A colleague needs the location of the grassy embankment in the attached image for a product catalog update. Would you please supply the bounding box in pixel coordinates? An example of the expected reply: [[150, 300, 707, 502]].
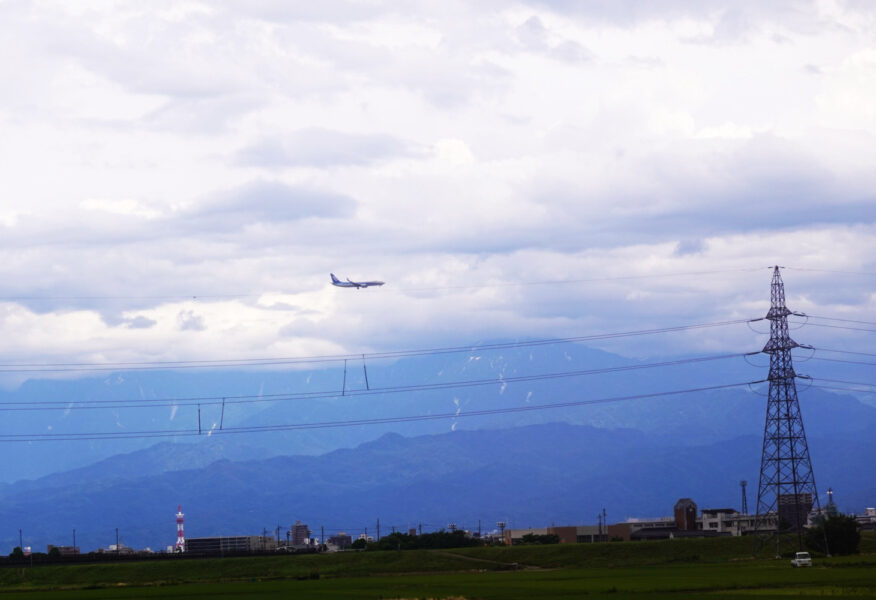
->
[[0, 532, 873, 598]]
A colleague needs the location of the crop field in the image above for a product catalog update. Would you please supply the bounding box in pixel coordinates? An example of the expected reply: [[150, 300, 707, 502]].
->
[[0, 533, 873, 599]]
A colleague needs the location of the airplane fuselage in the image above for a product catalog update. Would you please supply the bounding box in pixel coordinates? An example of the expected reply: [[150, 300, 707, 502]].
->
[[331, 273, 384, 288]]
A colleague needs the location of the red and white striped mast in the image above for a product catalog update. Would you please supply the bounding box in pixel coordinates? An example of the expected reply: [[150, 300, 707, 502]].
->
[[175, 505, 186, 552]]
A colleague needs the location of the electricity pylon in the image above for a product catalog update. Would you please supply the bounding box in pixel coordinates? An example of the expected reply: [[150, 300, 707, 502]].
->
[[753, 267, 823, 555]]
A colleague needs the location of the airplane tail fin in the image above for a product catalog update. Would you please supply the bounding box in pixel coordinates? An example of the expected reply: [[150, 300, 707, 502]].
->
[[330, 273, 340, 283]]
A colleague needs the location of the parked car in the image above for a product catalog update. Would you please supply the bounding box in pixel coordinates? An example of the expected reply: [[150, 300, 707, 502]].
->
[[790, 551, 812, 567]]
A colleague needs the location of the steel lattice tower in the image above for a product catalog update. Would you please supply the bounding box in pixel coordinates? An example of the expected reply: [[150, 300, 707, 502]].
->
[[754, 267, 822, 552]]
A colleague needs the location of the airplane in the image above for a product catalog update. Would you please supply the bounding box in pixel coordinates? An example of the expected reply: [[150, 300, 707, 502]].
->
[[331, 273, 385, 289]]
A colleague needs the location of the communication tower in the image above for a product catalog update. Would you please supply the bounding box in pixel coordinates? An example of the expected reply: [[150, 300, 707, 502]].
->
[[175, 505, 186, 552], [753, 267, 823, 552], [740, 480, 748, 515]]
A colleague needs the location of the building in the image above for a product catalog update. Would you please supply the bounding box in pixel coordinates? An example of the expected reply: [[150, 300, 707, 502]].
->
[[503, 527, 547, 545], [674, 498, 698, 531], [46, 545, 79, 556], [503, 525, 606, 545], [291, 521, 311, 546], [326, 532, 352, 550], [701, 508, 740, 534], [186, 536, 277, 555], [700, 508, 776, 536], [856, 507, 876, 531], [778, 493, 813, 531], [611, 516, 676, 541]]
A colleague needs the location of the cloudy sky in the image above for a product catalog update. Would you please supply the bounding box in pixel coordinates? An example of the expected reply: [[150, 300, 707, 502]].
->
[[1, 0, 874, 377]]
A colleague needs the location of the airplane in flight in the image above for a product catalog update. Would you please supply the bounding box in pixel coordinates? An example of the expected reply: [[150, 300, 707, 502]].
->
[[331, 273, 385, 289]]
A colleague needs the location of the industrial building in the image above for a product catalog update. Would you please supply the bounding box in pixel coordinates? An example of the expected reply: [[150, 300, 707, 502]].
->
[[186, 536, 277, 555], [503, 498, 791, 544], [46, 545, 79, 556]]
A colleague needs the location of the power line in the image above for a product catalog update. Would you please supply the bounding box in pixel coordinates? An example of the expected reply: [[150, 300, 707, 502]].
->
[[808, 384, 876, 396], [788, 321, 876, 333], [807, 347, 876, 358], [0, 318, 755, 373], [809, 377, 876, 389], [786, 267, 876, 277], [804, 315, 876, 326], [0, 352, 756, 411], [809, 356, 876, 367], [396, 268, 765, 291], [0, 380, 761, 442]]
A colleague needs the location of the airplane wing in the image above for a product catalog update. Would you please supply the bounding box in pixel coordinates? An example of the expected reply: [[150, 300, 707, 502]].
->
[[348, 278, 385, 288]]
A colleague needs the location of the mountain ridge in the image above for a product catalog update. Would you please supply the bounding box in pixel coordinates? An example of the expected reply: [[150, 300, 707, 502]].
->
[[1, 421, 872, 553]]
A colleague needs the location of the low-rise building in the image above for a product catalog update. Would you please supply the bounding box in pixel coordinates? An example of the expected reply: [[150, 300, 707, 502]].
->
[[856, 507, 876, 530], [326, 532, 352, 551], [186, 536, 277, 555]]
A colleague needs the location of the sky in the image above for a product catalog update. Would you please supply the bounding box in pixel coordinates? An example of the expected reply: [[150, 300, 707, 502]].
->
[[0, 0, 875, 380]]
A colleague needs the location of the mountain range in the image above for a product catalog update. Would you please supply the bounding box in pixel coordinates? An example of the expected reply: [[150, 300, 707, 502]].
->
[[0, 340, 873, 552]]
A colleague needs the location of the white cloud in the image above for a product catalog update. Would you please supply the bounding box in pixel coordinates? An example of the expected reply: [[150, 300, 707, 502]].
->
[[0, 1, 873, 377]]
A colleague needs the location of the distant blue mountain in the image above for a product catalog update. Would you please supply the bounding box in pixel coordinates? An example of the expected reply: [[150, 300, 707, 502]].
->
[[1, 339, 873, 553], [0, 421, 873, 553], [1, 340, 869, 483]]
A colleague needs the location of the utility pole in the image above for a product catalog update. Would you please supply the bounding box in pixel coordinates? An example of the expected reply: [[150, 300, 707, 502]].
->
[[478, 519, 482, 538], [418, 523, 422, 536], [115, 528, 119, 554], [342, 359, 347, 396], [321, 526, 325, 548], [603, 508, 607, 541], [73, 529, 76, 554], [754, 267, 825, 555], [376, 518, 380, 541]]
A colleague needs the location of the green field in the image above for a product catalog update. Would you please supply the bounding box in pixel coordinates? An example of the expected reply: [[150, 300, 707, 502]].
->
[[1, 533, 874, 599]]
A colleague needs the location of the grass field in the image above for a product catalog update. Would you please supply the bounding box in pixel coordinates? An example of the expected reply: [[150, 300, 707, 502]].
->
[[0, 533, 873, 599]]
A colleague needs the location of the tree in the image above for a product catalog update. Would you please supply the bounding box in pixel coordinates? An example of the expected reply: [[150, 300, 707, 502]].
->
[[518, 533, 560, 545], [350, 538, 367, 550], [9, 546, 24, 559], [806, 514, 861, 555]]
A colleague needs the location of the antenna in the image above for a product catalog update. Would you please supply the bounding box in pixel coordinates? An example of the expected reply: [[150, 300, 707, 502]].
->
[[753, 267, 824, 554], [740, 480, 749, 515], [175, 505, 186, 552]]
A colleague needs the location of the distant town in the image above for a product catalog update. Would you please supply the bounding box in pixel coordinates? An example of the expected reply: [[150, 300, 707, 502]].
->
[[13, 495, 872, 560]]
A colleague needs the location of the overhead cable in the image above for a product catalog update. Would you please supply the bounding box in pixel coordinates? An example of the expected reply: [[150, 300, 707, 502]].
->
[[0, 352, 757, 411], [0, 380, 761, 442], [0, 318, 755, 373]]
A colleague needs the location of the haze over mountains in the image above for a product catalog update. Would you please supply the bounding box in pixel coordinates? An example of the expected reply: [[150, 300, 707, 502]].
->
[[0, 339, 873, 552]]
